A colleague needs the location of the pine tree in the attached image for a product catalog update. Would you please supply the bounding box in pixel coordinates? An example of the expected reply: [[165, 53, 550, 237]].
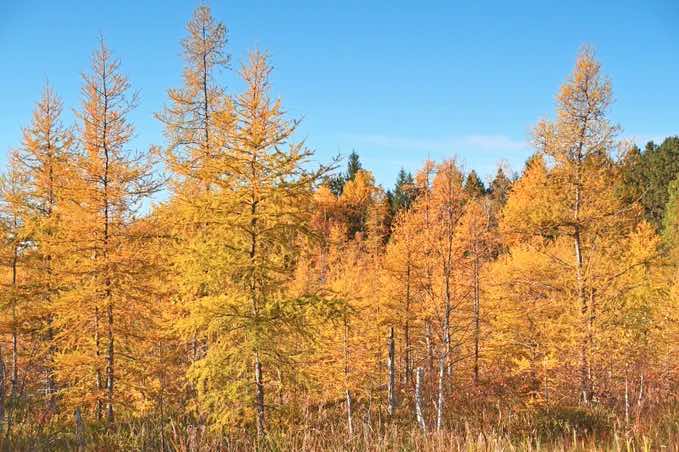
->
[[463, 169, 486, 199], [488, 167, 511, 206], [389, 168, 416, 216], [346, 151, 362, 182]]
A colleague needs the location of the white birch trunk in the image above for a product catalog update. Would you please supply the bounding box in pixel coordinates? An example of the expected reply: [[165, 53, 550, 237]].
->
[[415, 367, 426, 432]]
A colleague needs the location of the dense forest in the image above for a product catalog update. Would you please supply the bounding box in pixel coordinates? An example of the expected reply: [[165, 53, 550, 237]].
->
[[2, 5, 679, 451]]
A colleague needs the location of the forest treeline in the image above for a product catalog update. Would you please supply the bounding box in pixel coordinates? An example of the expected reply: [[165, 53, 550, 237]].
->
[[2, 5, 679, 450]]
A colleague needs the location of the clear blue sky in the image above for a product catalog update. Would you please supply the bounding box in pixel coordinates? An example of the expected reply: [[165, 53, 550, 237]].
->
[[1, 0, 678, 188]]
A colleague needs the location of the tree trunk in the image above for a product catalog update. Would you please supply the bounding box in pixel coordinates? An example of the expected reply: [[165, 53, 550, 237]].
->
[[106, 301, 114, 424], [75, 407, 85, 451], [345, 389, 353, 438], [415, 367, 426, 432], [403, 262, 412, 386], [574, 165, 590, 404], [624, 371, 629, 425], [255, 353, 265, 438], [343, 319, 353, 437], [473, 252, 481, 385], [637, 372, 644, 422], [0, 348, 5, 431], [95, 308, 102, 422], [10, 241, 18, 402], [387, 327, 397, 416], [436, 354, 445, 431], [425, 321, 434, 379]]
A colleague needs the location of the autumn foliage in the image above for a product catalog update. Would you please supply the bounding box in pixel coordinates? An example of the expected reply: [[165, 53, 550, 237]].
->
[[2, 5, 679, 450]]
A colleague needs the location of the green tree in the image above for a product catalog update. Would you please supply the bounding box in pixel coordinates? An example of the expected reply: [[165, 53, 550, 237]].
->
[[663, 172, 679, 255], [388, 168, 416, 216], [326, 150, 363, 196], [346, 150, 362, 181], [463, 169, 486, 199], [489, 167, 512, 206], [622, 137, 679, 229]]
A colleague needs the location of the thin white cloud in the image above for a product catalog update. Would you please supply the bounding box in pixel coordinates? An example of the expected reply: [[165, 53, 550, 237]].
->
[[344, 133, 527, 154], [621, 133, 674, 148]]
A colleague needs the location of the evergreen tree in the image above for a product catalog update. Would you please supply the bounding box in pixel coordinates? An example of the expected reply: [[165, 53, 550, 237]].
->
[[346, 151, 362, 182], [326, 173, 346, 197], [489, 167, 511, 206], [389, 168, 416, 215], [463, 170, 486, 199], [622, 136, 679, 229]]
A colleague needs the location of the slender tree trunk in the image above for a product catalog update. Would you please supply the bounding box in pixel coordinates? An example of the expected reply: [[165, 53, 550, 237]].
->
[[345, 389, 353, 438], [46, 322, 56, 413], [543, 357, 549, 402], [0, 348, 5, 431], [344, 319, 353, 438], [473, 251, 481, 386], [95, 308, 102, 421], [45, 153, 57, 413], [387, 327, 396, 416], [403, 262, 412, 386], [255, 353, 265, 438], [624, 371, 629, 425], [415, 367, 426, 432], [574, 163, 590, 404], [10, 240, 18, 402], [637, 372, 644, 421], [442, 264, 452, 378], [436, 354, 445, 431], [100, 51, 115, 426], [276, 368, 283, 408], [75, 407, 85, 451], [588, 288, 596, 401], [425, 321, 434, 378], [106, 300, 114, 423]]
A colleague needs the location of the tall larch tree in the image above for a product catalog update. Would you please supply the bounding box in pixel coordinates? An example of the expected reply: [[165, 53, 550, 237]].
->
[[430, 160, 467, 429], [456, 198, 494, 385], [184, 51, 331, 435], [0, 159, 29, 422], [156, 4, 230, 370], [501, 48, 651, 404], [55, 39, 160, 424], [157, 4, 229, 186], [13, 84, 74, 412]]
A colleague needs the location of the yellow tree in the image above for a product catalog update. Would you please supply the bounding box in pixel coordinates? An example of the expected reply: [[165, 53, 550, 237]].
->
[[0, 159, 30, 420], [182, 51, 332, 436], [157, 4, 229, 188], [501, 48, 648, 404], [429, 160, 467, 429], [13, 84, 75, 411], [55, 39, 160, 423], [456, 197, 494, 385], [157, 5, 231, 371], [383, 206, 426, 387]]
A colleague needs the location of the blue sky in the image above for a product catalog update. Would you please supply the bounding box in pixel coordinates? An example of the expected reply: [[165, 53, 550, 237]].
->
[[1, 0, 678, 189]]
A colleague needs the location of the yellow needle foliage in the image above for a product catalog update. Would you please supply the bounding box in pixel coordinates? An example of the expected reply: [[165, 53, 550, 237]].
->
[[2, 8, 679, 448]]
